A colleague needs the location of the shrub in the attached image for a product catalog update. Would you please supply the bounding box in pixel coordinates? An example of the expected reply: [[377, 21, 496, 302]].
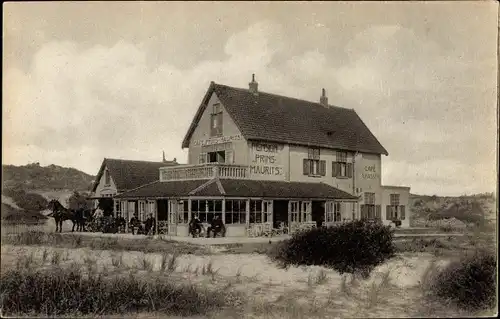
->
[[425, 250, 496, 311], [0, 266, 232, 316], [270, 220, 396, 277]]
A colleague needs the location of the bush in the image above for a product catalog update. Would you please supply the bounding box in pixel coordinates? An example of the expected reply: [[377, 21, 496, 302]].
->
[[426, 250, 496, 311], [0, 266, 231, 316], [2, 187, 48, 212], [270, 220, 396, 277]]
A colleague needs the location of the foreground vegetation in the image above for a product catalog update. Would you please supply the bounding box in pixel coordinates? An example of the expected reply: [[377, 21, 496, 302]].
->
[[0, 259, 236, 317]]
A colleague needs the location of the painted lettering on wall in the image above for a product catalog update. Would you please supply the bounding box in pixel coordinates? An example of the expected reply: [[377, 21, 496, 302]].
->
[[249, 166, 283, 176], [192, 134, 243, 146], [362, 165, 379, 180], [250, 142, 284, 176]]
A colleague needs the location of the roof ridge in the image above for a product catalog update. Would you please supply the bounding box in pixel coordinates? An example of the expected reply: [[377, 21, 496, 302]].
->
[[214, 178, 226, 195], [105, 158, 170, 164], [213, 82, 353, 111], [188, 178, 217, 195]]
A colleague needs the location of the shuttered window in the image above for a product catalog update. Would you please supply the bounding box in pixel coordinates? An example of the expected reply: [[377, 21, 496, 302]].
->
[[303, 148, 324, 176], [333, 151, 351, 178]]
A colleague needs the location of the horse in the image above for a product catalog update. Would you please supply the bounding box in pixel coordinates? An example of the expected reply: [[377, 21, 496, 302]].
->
[[46, 199, 86, 232]]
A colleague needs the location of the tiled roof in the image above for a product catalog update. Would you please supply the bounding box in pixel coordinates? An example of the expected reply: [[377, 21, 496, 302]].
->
[[218, 179, 357, 200], [115, 180, 207, 198], [182, 82, 388, 155], [115, 178, 358, 200], [91, 158, 178, 193]]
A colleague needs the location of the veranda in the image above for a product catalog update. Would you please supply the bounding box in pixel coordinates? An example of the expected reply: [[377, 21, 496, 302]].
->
[[113, 197, 357, 237]]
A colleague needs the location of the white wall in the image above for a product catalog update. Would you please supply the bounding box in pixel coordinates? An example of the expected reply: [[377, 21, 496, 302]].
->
[[354, 153, 383, 207], [289, 145, 354, 193], [187, 92, 248, 165], [381, 186, 411, 228], [94, 166, 118, 197]]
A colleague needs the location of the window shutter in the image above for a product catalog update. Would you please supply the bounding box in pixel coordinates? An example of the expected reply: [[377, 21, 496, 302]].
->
[[347, 163, 353, 178], [376, 205, 381, 219], [303, 159, 310, 175], [360, 205, 365, 219], [319, 160, 326, 176], [386, 205, 391, 220], [199, 153, 207, 164], [225, 150, 234, 164], [400, 205, 405, 220], [332, 162, 338, 177]]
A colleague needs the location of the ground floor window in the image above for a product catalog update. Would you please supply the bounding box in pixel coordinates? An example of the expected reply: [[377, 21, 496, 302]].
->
[[249, 200, 263, 223], [147, 200, 155, 217], [386, 205, 406, 220], [138, 201, 146, 221], [191, 199, 222, 223], [361, 204, 381, 220], [225, 199, 246, 224], [326, 202, 342, 222], [177, 200, 189, 224]]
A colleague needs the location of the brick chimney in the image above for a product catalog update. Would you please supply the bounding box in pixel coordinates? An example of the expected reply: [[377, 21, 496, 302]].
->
[[320, 88, 328, 107], [249, 74, 258, 95], [162, 151, 167, 163]]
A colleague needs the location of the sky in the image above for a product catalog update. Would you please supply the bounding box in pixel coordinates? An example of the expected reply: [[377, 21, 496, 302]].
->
[[3, 1, 498, 196]]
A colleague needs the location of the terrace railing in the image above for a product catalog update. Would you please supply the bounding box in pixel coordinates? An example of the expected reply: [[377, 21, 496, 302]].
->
[[160, 163, 249, 181]]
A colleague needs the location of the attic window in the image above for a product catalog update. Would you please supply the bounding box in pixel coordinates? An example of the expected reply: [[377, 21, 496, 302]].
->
[[210, 103, 223, 137], [327, 131, 333, 137], [104, 169, 110, 185]]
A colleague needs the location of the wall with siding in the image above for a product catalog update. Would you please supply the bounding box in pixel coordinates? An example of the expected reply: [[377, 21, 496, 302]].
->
[[187, 92, 248, 165], [94, 166, 118, 197]]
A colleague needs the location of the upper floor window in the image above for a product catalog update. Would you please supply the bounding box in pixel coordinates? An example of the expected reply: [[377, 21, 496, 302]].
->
[[332, 151, 352, 178], [199, 149, 234, 164], [303, 147, 325, 176], [210, 103, 223, 137]]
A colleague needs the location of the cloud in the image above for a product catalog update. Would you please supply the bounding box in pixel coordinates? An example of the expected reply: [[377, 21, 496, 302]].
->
[[3, 18, 496, 196]]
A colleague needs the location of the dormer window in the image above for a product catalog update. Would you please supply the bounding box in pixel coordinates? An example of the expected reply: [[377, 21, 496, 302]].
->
[[210, 103, 223, 137]]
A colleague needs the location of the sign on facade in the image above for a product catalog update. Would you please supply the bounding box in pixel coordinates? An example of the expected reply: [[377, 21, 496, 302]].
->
[[192, 134, 243, 146], [249, 142, 284, 176]]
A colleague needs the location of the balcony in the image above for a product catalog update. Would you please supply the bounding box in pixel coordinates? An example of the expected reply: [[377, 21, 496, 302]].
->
[[160, 163, 249, 181]]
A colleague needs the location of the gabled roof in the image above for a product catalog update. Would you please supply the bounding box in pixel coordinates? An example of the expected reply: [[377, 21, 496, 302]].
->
[[115, 178, 358, 201], [91, 158, 178, 193], [181, 82, 388, 155]]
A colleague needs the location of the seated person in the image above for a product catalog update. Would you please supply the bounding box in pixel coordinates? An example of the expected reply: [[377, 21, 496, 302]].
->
[[206, 215, 226, 238], [188, 215, 203, 238], [129, 213, 142, 235]]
